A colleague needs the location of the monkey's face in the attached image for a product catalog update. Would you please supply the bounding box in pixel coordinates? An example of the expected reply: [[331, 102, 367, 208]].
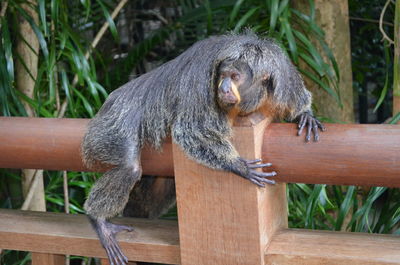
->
[[216, 60, 253, 110]]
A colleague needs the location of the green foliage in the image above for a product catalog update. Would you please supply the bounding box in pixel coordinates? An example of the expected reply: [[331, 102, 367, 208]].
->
[[1, 0, 110, 118], [288, 184, 400, 234], [0, 0, 114, 263], [106, 0, 340, 101]]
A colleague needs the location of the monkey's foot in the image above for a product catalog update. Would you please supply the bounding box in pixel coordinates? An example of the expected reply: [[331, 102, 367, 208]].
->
[[89, 217, 134, 265], [297, 112, 326, 142], [245, 159, 276, 187]]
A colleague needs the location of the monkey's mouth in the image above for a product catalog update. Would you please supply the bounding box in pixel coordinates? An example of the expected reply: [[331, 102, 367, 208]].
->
[[219, 92, 239, 105]]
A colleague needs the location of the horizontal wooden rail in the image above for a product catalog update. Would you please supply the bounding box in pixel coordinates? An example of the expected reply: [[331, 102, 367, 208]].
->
[[1, 209, 399, 264], [264, 123, 400, 187], [265, 229, 400, 264], [0, 209, 180, 264], [0, 117, 399, 187], [0, 117, 174, 176]]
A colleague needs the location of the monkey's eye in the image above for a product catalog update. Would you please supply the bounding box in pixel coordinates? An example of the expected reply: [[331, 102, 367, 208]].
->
[[231, 73, 240, 81]]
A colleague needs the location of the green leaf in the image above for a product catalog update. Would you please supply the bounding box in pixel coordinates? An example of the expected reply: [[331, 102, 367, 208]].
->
[[1, 18, 14, 80], [39, 0, 48, 36], [293, 29, 326, 73], [278, 0, 289, 15], [298, 52, 325, 76], [299, 69, 340, 105], [280, 12, 297, 63], [233, 7, 259, 33], [389, 112, 400, 124], [13, 2, 49, 60], [73, 87, 94, 117], [14, 90, 52, 117], [229, 0, 245, 26], [96, 0, 119, 42], [374, 41, 391, 112], [373, 73, 389, 113], [269, 0, 279, 32], [51, 0, 59, 25], [61, 70, 76, 117], [335, 186, 355, 231]]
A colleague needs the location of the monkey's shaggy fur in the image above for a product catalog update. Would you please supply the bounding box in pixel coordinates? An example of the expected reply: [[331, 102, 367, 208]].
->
[[82, 32, 312, 218]]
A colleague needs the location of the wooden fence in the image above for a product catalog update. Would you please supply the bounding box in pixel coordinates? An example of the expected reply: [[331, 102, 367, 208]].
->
[[0, 115, 399, 265]]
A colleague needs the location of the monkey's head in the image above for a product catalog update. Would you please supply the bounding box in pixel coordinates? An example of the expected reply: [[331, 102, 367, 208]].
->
[[215, 34, 312, 120], [215, 57, 275, 117], [216, 59, 253, 110]]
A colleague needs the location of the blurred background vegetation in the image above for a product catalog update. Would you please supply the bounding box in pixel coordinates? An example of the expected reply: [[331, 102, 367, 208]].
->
[[0, 0, 399, 264]]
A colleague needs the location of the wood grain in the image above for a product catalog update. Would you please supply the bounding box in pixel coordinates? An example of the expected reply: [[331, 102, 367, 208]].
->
[[0, 117, 174, 176], [263, 123, 400, 187], [31, 253, 65, 265], [0, 209, 180, 264], [173, 114, 287, 265], [265, 229, 400, 264]]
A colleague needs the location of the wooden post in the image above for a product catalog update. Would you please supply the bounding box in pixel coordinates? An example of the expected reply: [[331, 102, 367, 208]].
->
[[31, 253, 65, 265], [173, 113, 287, 265]]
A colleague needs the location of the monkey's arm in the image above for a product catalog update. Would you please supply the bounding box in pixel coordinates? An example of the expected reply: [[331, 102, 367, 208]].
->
[[172, 123, 276, 187]]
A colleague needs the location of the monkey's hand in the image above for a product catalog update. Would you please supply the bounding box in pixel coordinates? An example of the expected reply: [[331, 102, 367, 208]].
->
[[297, 111, 326, 142], [238, 158, 276, 187], [89, 217, 133, 265]]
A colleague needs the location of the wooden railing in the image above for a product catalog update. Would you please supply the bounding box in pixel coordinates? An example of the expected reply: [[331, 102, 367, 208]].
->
[[0, 116, 399, 265]]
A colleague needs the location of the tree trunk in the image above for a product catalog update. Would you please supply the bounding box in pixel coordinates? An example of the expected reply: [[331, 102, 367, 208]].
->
[[293, 0, 355, 123], [15, 1, 46, 212]]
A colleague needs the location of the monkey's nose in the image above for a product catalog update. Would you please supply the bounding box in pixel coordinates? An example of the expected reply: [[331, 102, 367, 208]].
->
[[219, 77, 232, 94]]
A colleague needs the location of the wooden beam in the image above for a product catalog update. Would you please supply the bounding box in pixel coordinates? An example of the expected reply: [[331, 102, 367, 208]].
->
[[0, 209, 180, 264], [31, 253, 65, 265], [264, 123, 400, 187], [265, 229, 400, 264], [173, 113, 288, 265], [0, 117, 174, 176], [1, 117, 399, 187]]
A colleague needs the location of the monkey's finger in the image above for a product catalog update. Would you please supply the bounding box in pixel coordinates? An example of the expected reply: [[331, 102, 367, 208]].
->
[[251, 175, 276, 185], [305, 116, 313, 142], [105, 247, 117, 265], [251, 170, 277, 178], [248, 177, 265, 187], [298, 114, 306, 129], [109, 238, 128, 265], [297, 116, 307, 136], [312, 120, 319, 142], [246, 158, 262, 164], [248, 162, 272, 169], [260, 178, 276, 185], [315, 119, 326, 131]]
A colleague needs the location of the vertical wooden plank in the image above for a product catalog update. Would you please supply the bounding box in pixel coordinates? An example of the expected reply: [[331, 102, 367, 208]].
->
[[31, 253, 65, 265], [173, 113, 288, 265]]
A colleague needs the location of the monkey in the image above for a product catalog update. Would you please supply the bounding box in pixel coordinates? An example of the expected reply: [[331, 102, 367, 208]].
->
[[81, 32, 325, 265]]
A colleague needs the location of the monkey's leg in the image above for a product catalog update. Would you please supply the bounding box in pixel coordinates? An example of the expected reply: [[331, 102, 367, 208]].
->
[[85, 158, 142, 265]]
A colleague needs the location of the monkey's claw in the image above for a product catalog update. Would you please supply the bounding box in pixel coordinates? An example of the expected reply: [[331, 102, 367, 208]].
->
[[245, 159, 276, 187], [102, 222, 133, 265], [90, 218, 134, 265], [297, 112, 326, 142]]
